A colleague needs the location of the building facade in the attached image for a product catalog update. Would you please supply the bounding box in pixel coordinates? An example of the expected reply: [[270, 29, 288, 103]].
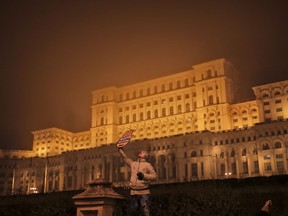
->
[[0, 58, 288, 196]]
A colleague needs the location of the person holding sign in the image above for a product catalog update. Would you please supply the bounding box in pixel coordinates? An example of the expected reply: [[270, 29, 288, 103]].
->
[[116, 130, 157, 216]]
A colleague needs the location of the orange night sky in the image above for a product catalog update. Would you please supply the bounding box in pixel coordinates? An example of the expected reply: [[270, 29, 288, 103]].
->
[[0, 1, 287, 150]]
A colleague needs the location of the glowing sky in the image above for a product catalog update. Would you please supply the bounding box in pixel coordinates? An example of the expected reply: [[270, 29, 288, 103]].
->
[[0, 1, 287, 149]]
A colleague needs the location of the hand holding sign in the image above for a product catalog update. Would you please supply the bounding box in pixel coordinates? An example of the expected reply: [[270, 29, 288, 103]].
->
[[116, 129, 134, 148]]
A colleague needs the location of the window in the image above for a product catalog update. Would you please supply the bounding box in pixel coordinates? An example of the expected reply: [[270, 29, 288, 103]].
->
[[147, 111, 151, 119], [277, 161, 285, 174], [274, 142, 282, 149], [147, 88, 150, 95], [140, 113, 144, 121], [275, 99, 281, 104], [276, 108, 282, 112], [185, 79, 189, 86], [154, 86, 158, 93], [185, 103, 190, 112], [262, 143, 270, 150], [133, 114, 136, 122], [133, 91, 136, 98], [191, 151, 197, 157], [231, 163, 237, 175], [177, 105, 182, 113], [254, 161, 259, 173], [264, 163, 272, 171], [162, 108, 166, 116], [230, 149, 235, 157], [263, 101, 270, 106], [208, 95, 213, 105], [154, 110, 158, 118], [191, 163, 198, 177], [243, 162, 248, 174], [169, 107, 174, 115]]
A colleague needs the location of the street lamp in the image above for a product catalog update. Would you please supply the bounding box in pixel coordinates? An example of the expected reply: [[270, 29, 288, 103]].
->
[[225, 172, 232, 178]]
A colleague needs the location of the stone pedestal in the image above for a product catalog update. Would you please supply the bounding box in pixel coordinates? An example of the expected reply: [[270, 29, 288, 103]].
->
[[73, 179, 126, 216]]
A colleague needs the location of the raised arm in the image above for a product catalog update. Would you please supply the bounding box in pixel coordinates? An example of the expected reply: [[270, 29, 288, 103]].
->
[[118, 148, 133, 167]]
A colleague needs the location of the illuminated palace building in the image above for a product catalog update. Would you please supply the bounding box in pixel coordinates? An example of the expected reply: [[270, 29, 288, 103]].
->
[[1, 58, 288, 196]]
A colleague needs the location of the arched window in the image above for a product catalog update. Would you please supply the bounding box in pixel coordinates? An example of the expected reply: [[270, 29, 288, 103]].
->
[[140, 112, 144, 121], [154, 110, 158, 118], [191, 151, 197, 157], [185, 79, 189, 86], [162, 108, 166, 116], [126, 115, 130, 123], [133, 114, 136, 122], [133, 91, 136, 98], [208, 95, 213, 105], [230, 149, 235, 157], [274, 142, 282, 149], [177, 105, 182, 113], [253, 145, 258, 155], [147, 88, 150, 95], [147, 111, 151, 119], [274, 91, 281, 96], [170, 106, 174, 115], [220, 151, 224, 158], [207, 69, 212, 78], [161, 84, 165, 92], [185, 103, 190, 112], [262, 143, 269, 150], [242, 148, 247, 156], [154, 86, 158, 94]]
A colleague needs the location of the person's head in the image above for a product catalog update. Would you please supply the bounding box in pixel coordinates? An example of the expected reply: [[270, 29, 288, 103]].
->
[[138, 150, 149, 159]]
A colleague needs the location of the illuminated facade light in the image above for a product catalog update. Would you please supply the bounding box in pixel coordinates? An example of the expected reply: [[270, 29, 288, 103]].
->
[[0, 58, 288, 196]]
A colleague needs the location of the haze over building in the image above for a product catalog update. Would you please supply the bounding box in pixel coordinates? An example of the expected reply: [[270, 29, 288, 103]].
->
[[0, 58, 287, 196]]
